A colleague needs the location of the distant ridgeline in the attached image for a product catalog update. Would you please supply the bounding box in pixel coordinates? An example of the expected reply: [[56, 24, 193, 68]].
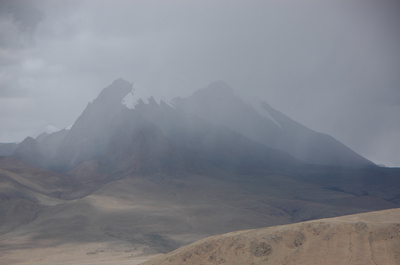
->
[[8, 78, 374, 173]]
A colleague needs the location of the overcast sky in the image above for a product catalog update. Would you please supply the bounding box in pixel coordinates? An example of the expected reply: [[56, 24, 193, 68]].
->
[[1, 0, 399, 167]]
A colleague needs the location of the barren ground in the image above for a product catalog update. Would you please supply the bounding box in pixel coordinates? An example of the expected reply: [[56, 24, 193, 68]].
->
[[0, 240, 160, 265], [143, 208, 400, 265]]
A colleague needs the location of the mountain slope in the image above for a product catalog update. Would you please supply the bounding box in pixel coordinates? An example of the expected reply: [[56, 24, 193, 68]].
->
[[0, 157, 82, 235], [132, 98, 301, 174], [0, 143, 18, 156], [52, 78, 133, 170], [11, 79, 302, 177], [172, 81, 374, 167], [10, 79, 374, 173]]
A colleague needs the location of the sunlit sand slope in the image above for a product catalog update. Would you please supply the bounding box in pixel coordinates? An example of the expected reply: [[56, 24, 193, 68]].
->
[[143, 208, 400, 265]]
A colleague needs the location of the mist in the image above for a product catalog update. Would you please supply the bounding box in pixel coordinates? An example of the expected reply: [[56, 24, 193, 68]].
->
[[1, 0, 399, 166]]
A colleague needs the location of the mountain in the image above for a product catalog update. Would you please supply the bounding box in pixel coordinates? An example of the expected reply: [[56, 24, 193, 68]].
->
[[143, 208, 400, 265], [12, 137, 44, 168], [32, 123, 61, 142], [172, 81, 374, 167], [11, 79, 302, 176], [51, 78, 133, 171], [0, 124, 63, 157], [1, 78, 399, 264], [0, 142, 18, 156], [11, 79, 372, 173], [7, 78, 399, 212]]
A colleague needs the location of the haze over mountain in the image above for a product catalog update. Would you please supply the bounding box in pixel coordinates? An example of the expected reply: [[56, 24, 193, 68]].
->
[[1, 0, 399, 167], [2, 1, 400, 263], [172, 81, 373, 167], [31, 123, 62, 142], [1, 79, 399, 264], [9, 78, 373, 171]]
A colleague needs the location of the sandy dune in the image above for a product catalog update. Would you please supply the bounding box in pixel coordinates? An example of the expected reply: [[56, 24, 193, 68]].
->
[[143, 208, 400, 265]]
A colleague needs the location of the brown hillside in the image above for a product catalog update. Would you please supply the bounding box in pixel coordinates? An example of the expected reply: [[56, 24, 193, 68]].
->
[[143, 208, 400, 265]]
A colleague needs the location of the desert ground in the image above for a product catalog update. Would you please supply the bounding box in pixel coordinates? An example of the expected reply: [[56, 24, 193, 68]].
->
[[143, 208, 400, 265], [2, 208, 399, 265], [0, 239, 160, 265], [0, 160, 400, 265]]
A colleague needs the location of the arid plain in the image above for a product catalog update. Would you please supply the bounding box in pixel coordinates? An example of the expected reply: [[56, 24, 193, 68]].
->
[[2, 208, 399, 265]]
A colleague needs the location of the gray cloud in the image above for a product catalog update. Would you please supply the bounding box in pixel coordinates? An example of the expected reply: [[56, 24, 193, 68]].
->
[[0, 0, 44, 50], [0, 0, 399, 166]]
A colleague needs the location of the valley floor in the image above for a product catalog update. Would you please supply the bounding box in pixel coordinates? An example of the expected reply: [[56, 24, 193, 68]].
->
[[2, 208, 399, 265], [0, 241, 160, 265], [1, 156, 400, 265]]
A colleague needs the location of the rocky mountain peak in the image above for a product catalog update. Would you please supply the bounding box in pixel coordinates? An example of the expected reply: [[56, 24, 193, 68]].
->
[[93, 78, 133, 108]]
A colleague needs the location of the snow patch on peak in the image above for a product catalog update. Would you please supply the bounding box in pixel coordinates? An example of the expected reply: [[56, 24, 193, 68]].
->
[[122, 83, 174, 109], [44, 123, 60, 134], [234, 91, 282, 129], [31, 123, 61, 139]]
